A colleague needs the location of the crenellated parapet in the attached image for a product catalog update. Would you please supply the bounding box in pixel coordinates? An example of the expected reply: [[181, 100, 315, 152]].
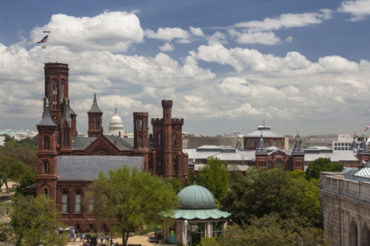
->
[[172, 118, 184, 125]]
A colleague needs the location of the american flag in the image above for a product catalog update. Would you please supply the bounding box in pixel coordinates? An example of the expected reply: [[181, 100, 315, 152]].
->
[[37, 35, 48, 44], [365, 123, 370, 132]]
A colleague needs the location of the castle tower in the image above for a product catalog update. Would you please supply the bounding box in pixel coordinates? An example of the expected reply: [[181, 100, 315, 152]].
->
[[36, 99, 58, 201], [44, 63, 69, 125], [133, 112, 149, 150], [151, 100, 188, 181], [292, 133, 305, 170], [255, 133, 268, 169], [87, 93, 103, 137]]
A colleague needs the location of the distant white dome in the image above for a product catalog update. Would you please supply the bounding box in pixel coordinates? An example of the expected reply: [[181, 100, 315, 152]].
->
[[108, 108, 125, 137]]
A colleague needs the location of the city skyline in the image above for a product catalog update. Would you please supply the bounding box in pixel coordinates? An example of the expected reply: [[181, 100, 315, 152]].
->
[[1, 0, 370, 135]]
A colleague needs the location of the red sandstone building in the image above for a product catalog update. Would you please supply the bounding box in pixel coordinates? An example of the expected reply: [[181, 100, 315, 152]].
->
[[36, 63, 188, 231]]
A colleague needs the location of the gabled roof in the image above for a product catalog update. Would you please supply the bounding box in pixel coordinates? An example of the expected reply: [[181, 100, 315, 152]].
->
[[88, 93, 102, 113], [57, 155, 143, 181], [72, 135, 134, 151]]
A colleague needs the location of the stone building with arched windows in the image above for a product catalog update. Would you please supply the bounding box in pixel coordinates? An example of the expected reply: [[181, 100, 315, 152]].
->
[[320, 167, 370, 246]]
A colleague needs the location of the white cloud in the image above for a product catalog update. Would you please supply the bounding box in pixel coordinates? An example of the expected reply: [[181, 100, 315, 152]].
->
[[190, 26, 205, 37], [318, 56, 360, 72], [338, 0, 370, 21], [234, 9, 332, 31], [159, 42, 175, 52], [228, 29, 281, 45], [30, 11, 144, 52], [145, 27, 190, 42]]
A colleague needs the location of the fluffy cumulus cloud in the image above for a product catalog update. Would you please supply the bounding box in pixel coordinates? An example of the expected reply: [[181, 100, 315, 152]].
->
[[2, 10, 370, 134], [145, 27, 190, 42], [338, 0, 370, 21], [234, 9, 332, 31], [31, 11, 144, 52]]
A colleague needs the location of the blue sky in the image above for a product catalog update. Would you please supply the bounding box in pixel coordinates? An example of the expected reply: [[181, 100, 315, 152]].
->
[[1, 0, 370, 136]]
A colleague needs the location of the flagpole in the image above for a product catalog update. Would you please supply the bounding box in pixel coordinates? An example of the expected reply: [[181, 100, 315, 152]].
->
[[43, 31, 51, 62]]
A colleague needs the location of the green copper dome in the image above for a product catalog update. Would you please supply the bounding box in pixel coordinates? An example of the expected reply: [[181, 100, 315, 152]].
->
[[178, 185, 216, 209]]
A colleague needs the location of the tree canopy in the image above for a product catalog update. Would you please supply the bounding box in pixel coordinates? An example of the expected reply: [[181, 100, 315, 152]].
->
[[305, 157, 343, 180], [0, 156, 28, 192], [200, 213, 330, 246], [187, 157, 229, 201], [88, 167, 179, 246], [0, 195, 67, 246], [221, 167, 321, 226]]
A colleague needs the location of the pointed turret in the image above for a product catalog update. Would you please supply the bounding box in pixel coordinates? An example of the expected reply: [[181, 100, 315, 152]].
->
[[88, 93, 102, 113], [256, 133, 267, 155], [361, 135, 368, 154], [37, 98, 57, 127], [292, 133, 304, 155], [88, 93, 103, 137]]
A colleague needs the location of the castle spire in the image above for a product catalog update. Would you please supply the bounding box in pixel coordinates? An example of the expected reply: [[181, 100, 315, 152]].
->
[[37, 98, 56, 127], [88, 93, 102, 113], [256, 133, 267, 154]]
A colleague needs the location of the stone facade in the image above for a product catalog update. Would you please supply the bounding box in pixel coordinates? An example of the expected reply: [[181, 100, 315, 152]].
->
[[36, 63, 188, 231], [320, 171, 370, 246]]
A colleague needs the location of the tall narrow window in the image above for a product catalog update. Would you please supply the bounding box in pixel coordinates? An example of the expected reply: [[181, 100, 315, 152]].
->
[[43, 136, 50, 150], [62, 191, 68, 212], [44, 188, 48, 196], [140, 120, 143, 129], [75, 191, 81, 212], [96, 119, 99, 129], [173, 133, 177, 147], [52, 79, 58, 109], [63, 129, 70, 147], [60, 80, 65, 102], [89, 198, 94, 212], [158, 133, 161, 146], [43, 160, 49, 174]]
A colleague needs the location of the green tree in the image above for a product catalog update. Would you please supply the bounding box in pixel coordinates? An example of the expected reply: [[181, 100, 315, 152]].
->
[[305, 157, 343, 180], [200, 213, 330, 246], [188, 157, 229, 201], [0, 156, 27, 192], [221, 167, 321, 226], [0, 195, 68, 246], [87, 167, 178, 246]]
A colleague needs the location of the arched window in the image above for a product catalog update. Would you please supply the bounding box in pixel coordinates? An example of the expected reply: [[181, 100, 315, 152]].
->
[[62, 191, 68, 212], [43, 136, 50, 150], [173, 133, 177, 147], [52, 79, 58, 109], [44, 188, 48, 196], [43, 160, 49, 174], [158, 133, 161, 146], [361, 224, 370, 246], [95, 119, 99, 129], [75, 191, 82, 212], [140, 120, 143, 129]]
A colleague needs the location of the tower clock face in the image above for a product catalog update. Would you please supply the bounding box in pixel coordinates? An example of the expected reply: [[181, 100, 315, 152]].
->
[[275, 159, 283, 168]]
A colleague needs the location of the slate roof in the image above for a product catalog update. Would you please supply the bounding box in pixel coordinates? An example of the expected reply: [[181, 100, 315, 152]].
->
[[72, 136, 134, 151], [57, 155, 143, 181], [37, 106, 57, 127], [88, 93, 102, 113]]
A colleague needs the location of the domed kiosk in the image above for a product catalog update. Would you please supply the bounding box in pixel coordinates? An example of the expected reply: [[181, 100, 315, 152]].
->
[[108, 108, 125, 137], [164, 185, 231, 245]]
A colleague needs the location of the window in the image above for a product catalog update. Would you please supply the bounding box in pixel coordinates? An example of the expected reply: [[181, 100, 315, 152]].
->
[[249, 139, 254, 148], [173, 133, 177, 147], [89, 198, 94, 212], [296, 161, 302, 167], [60, 80, 65, 102], [63, 128, 69, 147], [140, 120, 143, 129], [75, 191, 82, 212], [158, 133, 161, 146], [44, 188, 48, 196], [95, 119, 99, 129], [43, 136, 50, 150], [62, 191, 68, 212], [272, 140, 277, 146], [43, 160, 49, 174], [52, 79, 58, 109], [173, 157, 178, 175]]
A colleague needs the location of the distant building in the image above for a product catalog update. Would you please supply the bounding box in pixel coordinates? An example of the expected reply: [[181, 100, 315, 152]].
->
[[332, 134, 364, 151], [182, 135, 241, 149], [0, 136, 5, 146], [243, 124, 285, 150], [0, 129, 38, 141], [320, 168, 370, 246], [108, 108, 125, 137]]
